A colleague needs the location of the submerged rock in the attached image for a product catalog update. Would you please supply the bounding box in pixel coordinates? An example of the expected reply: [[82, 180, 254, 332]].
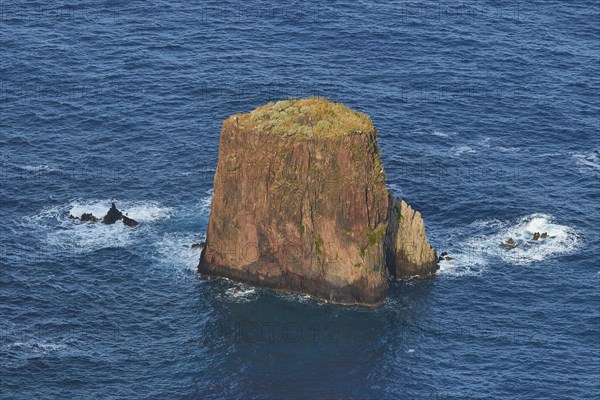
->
[[199, 98, 437, 305]]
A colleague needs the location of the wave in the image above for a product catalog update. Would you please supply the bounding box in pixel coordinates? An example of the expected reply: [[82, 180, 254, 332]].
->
[[573, 149, 600, 175], [438, 213, 581, 276], [24, 200, 173, 254], [68, 200, 172, 222], [15, 164, 61, 173], [153, 232, 202, 272], [7, 340, 67, 354], [199, 189, 213, 216], [215, 282, 259, 303], [452, 145, 476, 157]]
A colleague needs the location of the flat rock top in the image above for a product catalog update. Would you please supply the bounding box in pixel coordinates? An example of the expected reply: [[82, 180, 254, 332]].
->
[[232, 97, 374, 139]]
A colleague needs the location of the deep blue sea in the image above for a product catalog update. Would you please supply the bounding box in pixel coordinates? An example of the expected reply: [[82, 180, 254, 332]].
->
[[1, 1, 599, 399]]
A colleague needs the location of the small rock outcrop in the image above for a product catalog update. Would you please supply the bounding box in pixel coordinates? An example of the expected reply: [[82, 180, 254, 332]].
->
[[80, 213, 98, 222], [69, 203, 138, 227], [69, 213, 97, 222], [122, 214, 139, 227], [385, 197, 438, 279], [199, 98, 437, 305], [103, 203, 123, 224]]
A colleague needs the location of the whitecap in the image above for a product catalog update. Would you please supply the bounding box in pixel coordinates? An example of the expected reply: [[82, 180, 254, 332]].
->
[[219, 284, 258, 303], [492, 214, 581, 264], [452, 145, 476, 157], [573, 149, 600, 174], [153, 231, 202, 272], [495, 146, 520, 153], [8, 340, 66, 354], [16, 164, 60, 173], [68, 200, 172, 222], [431, 130, 449, 138], [437, 252, 486, 277], [199, 189, 213, 216], [438, 213, 581, 275], [24, 200, 173, 254]]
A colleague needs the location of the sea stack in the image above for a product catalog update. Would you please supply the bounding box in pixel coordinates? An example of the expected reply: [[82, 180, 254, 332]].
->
[[199, 98, 437, 305]]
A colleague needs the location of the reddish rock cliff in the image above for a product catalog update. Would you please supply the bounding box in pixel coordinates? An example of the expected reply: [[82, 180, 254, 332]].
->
[[199, 98, 437, 305]]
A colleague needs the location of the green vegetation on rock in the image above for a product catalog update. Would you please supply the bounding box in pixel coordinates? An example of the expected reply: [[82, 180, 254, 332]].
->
[[234, 97, 374, 138]]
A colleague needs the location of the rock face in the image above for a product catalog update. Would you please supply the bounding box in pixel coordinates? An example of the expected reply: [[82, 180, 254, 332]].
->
[[385, 197, 438, 279], [199, 98, 437, 305]]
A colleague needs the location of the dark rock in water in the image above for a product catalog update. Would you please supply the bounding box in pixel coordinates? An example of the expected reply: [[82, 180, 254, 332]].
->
[[68, 214, 78, 220], [101, 203, 139, 227], [80, 213, 98, 222], [191, 242, 205, 250], [504, 237, 518, 249], [532, 232, 540, 241], [102, 203, 123, 224], [540, 232, 548, 239], [122, 214, 139, 227]]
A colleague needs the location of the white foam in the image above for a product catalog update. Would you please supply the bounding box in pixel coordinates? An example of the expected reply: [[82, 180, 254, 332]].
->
[[431, 130, 449, 138], [16, 164, 60, 173], [452, 145, 476, 157], [220, 284, 258, 303], [438, 213, 581, 275], [8, 340, 66, 353], [493, 214, 580, 264], [26, 200, 173, 254], [153, 232, 202, 272], [573, 149, 600, 174], [495, 146, 520, 153], [68, 200, 172, 222], [437, 252, 486, 277], [199, 189, 213, 216]]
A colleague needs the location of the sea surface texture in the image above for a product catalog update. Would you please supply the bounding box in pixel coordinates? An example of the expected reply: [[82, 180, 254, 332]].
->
[[1, 1, 599, 399]]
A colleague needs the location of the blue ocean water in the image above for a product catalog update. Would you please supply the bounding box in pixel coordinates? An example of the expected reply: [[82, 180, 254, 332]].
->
[[1, 0, 599, 398]]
